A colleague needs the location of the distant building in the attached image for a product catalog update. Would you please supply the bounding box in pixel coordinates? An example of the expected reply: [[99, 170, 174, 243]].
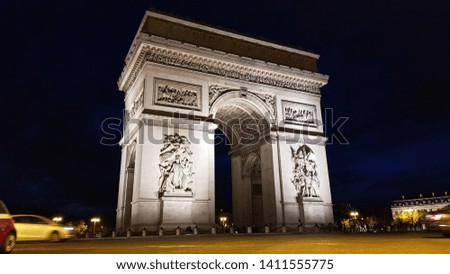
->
[[391, 192, 450, 217]]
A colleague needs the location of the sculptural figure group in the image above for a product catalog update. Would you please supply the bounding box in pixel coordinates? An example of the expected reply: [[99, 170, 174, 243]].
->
[[291, 145, 320, 198], [158, 134, 194, 193]]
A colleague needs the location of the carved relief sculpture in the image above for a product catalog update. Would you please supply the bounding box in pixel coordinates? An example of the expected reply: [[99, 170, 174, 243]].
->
[[125, 91, 144, 125], [254, 92, 276, 119], [290, 145, 320, 198], [154, 78, 201, 110], [157, 85, 198, 107], [118, 45, 327, 94], [209, 84, 231, 105], [158, 134, 194, 194], [283, 101, 317, 126]]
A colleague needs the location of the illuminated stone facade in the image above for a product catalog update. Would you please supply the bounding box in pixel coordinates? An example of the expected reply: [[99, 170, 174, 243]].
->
[[391, 192, 450, 216], [115, 11, 333, 232]]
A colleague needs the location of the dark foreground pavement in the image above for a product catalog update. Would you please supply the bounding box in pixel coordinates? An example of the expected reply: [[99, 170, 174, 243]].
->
[[12, 232, 450, 254]]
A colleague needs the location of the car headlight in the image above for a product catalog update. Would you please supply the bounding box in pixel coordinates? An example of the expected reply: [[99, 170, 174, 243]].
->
[[64, 226, 74, 231]]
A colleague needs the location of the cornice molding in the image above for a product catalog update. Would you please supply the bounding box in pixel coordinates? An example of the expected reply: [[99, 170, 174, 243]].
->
[[118, 37, 329, 94]]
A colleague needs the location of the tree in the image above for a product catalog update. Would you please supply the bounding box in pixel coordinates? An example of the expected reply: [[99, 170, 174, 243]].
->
[[72, 219, 88, 236], [394, 210, 420, 225]]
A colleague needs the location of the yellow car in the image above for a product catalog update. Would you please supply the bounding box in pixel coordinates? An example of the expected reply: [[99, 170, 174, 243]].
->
[[12, 215, 75, 242]]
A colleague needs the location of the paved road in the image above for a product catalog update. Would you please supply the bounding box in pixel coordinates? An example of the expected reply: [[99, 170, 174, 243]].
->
[[12, 232, 450, 254]]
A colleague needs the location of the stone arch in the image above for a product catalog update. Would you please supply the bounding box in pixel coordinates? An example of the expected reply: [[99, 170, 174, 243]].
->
[[209, 92, 274, 229], [242, 152, 261, 177], [210, 89, 274, 125], [209, 90, 272, 148]]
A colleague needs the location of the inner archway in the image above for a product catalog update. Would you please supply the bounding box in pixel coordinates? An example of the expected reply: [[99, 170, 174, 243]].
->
[[243, 152, 263, 229]]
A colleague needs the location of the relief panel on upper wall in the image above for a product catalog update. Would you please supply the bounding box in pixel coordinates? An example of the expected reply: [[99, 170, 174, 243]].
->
[[153, 78, 202, 111], [282, 100, 318, 127]]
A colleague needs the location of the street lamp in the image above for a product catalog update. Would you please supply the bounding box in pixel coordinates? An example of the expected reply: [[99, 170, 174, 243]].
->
[[349, 211, 359, 232], [53, 216, 63, 223], [220, 216, 227, 232], [91, 217, 100, 235], [350, 211, 359, 219]]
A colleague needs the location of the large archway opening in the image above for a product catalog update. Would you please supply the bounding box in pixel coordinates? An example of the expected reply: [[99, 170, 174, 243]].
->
[[214, 129, 232, 213], [211, 94, 271, 231]]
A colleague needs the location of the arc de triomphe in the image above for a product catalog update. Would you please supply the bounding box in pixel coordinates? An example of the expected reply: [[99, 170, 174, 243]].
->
[[115, 11, 333, 232]]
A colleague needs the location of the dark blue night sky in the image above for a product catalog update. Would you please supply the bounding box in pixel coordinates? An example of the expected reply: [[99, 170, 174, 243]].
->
[[1, 0, 449, 224]]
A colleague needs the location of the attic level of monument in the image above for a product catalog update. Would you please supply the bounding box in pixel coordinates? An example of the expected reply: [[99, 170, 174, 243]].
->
[[140, 12, 319, 71], [118, 12, 328, 93], [135, 12, 318, 68]]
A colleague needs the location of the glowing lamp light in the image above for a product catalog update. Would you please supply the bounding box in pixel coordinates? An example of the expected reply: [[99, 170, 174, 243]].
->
[[91, 217, 101, 235], [53, 216, 63, 223], [220, 216, 227, 227], [91, 218, 100, 223]]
